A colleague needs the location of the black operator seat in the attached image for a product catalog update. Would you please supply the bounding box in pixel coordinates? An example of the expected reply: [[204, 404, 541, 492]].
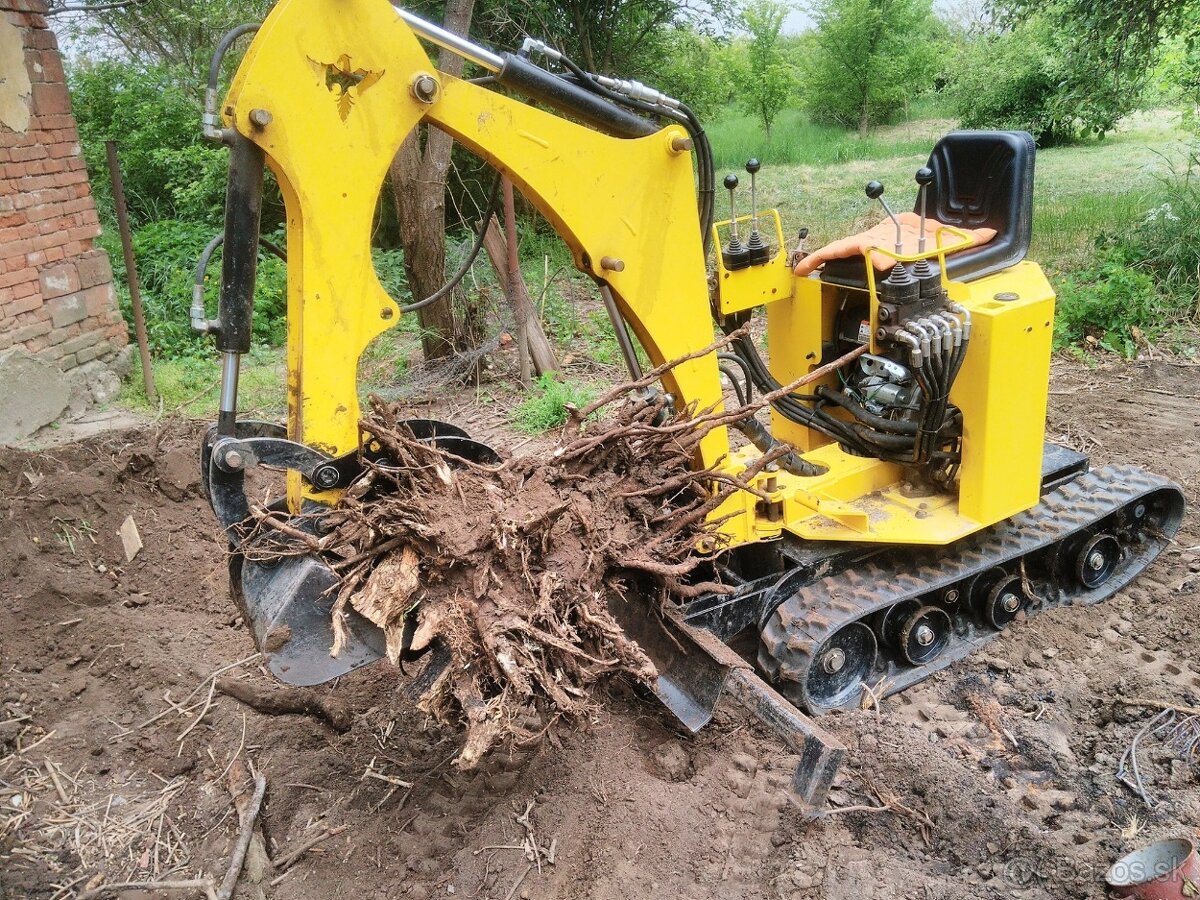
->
[[820, 130, 1036, 288]]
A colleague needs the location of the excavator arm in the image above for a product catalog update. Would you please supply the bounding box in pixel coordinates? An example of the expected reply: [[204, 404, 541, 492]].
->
[[218, 0, 726, 471]]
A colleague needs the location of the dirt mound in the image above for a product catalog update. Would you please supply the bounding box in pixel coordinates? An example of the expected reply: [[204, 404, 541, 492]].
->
[[0, 357, 1197, 900]]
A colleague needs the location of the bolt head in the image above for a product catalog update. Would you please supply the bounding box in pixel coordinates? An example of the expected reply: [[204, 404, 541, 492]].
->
[[1001, 593, 1021, 613], [944, 589, 960, 604], [1088, 550, 1106, 571], [249, 108, 272, 127], [1133, 503, 1147, 519], [412, 73, 439, 103], [822, 648, 846, 674], [224, 449, 244, 470], [314, 466, 340, 489], [915, 624, 935, 647]]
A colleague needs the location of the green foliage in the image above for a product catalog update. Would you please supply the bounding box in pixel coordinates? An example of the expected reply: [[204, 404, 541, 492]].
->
[[1151, 8, 1200, 129], [803, 0, 944, 133], [61, 0, 274, 82], [971, 0, 1195, 141], [951, 14, 1134, 144], [111, 220, 288, 358], [706, 108, 943, 168], [737, 0, 795, 136], [1054, 148, 1200, 356], [478, 0, 733, 77], [1053, 247, 1163, 356], [69, 61, 228, 227], [649, 28, 739, 120], [511, 374, 596, 433], [1128, 150, 1200, 310]]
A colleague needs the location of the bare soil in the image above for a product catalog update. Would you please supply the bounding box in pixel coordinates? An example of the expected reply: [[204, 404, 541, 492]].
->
[[1, 357, 1198, 900]]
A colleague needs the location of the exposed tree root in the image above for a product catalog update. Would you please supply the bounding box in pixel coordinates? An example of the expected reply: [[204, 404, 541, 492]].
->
[[246, 332, 854, 768]]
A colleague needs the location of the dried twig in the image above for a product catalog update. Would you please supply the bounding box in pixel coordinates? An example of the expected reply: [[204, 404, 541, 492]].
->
[[216, 772, 267, 900], [176, 679, 217, 745], [272, 824, 349, 874], [1119, 697, 1200, 717]]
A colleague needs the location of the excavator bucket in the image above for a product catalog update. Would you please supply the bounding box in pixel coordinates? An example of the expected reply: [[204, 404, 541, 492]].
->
[[202, 418, 498, 686]]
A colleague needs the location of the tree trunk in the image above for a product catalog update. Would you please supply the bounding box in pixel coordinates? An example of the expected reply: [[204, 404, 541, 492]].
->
[[388, 0, 476, 361], [481, 213, 559, 378]]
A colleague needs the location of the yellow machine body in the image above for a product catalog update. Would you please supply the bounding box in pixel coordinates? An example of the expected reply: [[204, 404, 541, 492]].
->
[[223, 0, 1055, 550]]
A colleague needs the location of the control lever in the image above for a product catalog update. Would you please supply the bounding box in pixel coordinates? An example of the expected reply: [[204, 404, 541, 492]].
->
[[790, 227, 810, 269], [913, 166, 941, 296], [915, 167, 934, 253], [745, 159, 769, 265], [721, 174, 752, 271], [865, 181, 903, 256]]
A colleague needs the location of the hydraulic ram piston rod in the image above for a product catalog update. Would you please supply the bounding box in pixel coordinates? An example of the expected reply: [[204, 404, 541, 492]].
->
[[393, 7, 503, 72], [391, 6, 655, 139]]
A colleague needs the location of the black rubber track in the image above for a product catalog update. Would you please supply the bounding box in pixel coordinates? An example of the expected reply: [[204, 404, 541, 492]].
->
[[758, 465, 1185, 714]]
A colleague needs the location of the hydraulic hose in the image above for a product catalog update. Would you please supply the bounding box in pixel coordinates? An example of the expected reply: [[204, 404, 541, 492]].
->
[[204, 24, 260, 142], [816, 387, 919, 436], [191, 233, 286, 334], [397, 173, 502, 314]]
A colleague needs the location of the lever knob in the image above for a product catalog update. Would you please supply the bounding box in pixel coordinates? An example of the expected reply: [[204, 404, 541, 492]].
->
[[915, 167, 934, 186], [745, 158, 761, 175], [724, 174, 740, 191], [865, 181, 885, 200]]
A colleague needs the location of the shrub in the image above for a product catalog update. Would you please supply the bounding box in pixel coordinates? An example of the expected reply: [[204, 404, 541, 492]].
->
[[70, 61, 228, 228], [112, 219, 289, 358], [950, 15, 1139, 144], [1054, 149, 1200, 356], [512, 374, 596, 433], [1053, 246, 1164, 357]]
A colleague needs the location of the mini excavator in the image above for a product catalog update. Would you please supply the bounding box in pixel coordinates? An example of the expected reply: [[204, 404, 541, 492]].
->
[[195, 0, 1184, 809]]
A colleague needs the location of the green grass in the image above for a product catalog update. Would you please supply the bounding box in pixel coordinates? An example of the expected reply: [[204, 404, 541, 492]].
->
[[511, 374, 596, 433], [707, 98, 954, 170], [118, 346, 287, 419], [753, 109, 1192, 273]]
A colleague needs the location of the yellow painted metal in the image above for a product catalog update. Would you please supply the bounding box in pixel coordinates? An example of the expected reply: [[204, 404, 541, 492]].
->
[[739, 247, 1054, 546], [711, 210, 792, 315], [225, 0, 729, 482], [948, 261, 1055, 524], [765, 274, 837, 452], [225, 0, 433, 462], [223, 0, 1057, 552]]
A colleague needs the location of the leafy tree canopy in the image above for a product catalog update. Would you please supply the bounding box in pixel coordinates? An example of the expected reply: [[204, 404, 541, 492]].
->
[[803, 0, 945, 134]]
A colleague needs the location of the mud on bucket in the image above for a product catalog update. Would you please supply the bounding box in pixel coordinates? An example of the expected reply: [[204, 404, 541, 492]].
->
[[1105, 838, 1200, 900]]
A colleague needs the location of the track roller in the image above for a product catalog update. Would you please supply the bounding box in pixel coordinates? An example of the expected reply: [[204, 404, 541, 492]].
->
[[804, 622, 878, 711], [1075, 533, 1120, 589], [969, 568, 1026, 630], [898, 605, 952, 665], [874, 599, 921, 649]]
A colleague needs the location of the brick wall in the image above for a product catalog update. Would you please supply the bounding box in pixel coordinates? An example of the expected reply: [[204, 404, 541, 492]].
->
[[0, 0, 128, 391]]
